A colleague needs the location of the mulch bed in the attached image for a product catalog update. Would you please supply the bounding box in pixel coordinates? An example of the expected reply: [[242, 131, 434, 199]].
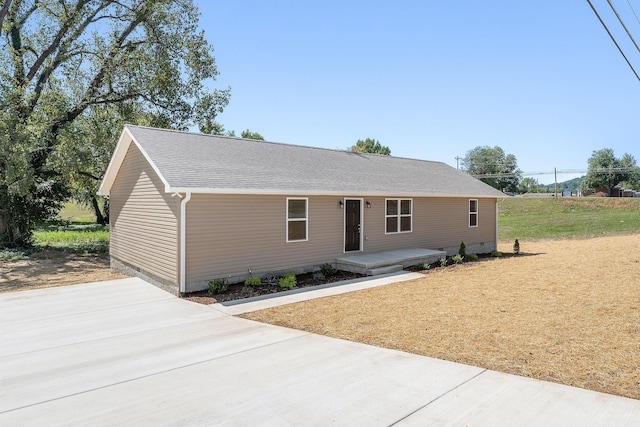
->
[[183, 270, 366, 304]]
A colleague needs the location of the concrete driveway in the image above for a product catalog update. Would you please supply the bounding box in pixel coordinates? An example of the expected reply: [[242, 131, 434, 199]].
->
[[1, 277, 639, 426]]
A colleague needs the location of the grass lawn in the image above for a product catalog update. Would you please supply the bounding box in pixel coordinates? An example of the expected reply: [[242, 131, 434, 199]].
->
[[31, 202, 109, 253], [499, 197, 640, 241]]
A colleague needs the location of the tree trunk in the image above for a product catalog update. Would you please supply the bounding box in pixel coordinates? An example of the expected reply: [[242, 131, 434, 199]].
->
[[90, 196, 107, 225]]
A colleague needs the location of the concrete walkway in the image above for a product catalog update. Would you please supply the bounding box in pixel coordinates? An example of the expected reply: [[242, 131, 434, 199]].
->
[[1, 276, 639, 426]]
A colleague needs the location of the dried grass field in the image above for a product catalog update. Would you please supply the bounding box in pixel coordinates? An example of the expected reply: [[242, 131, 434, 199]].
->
[[242, 235, 640, 400]]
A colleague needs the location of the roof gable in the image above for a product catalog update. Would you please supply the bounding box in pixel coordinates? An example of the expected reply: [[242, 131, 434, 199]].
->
[[99, 125, 506, 198]]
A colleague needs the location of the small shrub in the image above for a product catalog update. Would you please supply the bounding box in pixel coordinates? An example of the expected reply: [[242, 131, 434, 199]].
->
[[452, 254, 464, 264], [416, 262, 430, 270], [320, 263, 337, 276], [458, 241, 466, 258], [244, 277, 261, 286], [0, 249, 28, 261], [313, 271, 325, 281], [465, 253, 478, 261], [279, 272, 297, 289], [439, 257, 448, 267], [513, 239, 520, 255], [208, 279, 228, 295], [491, 250, 502, 257]]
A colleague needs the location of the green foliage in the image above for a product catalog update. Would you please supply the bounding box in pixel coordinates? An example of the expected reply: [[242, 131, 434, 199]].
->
[[350, 138, 391, 155], [491, 250, 503, 257], [320, 263, 337, 276], [240, 129, 265, 140], [439, 258, 448, 267], [0, 249, 28, 261], [451, 254, 464, 264], [0, 0, 230, 242], [32, 224, 110, 253], [498, 198, 640, 240], [513, 239, 520, 255], [244, 277, 262, 286], [279, 272, 297, 289], [462, 146, 522, 193], [465, 253, 478, 261], [416, 262, 430, 270], [208, 279, 228, 295], [458, 241, 466, 258], [581, 149, 639, 196]]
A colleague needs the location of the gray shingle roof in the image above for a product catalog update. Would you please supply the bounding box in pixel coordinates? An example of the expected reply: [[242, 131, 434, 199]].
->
[[105, 125, 505, 198]]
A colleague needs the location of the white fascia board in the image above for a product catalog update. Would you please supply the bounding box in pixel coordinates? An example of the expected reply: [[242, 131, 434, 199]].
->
[[166, 187, 504, 199], [97, 125, 172, 196]]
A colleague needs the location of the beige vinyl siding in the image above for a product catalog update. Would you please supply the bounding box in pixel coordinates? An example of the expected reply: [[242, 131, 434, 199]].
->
[[109, 143, 179, 284], [184, 194, 496, 290], [185, 195, 343, 287], [362, 197, 496, 253]]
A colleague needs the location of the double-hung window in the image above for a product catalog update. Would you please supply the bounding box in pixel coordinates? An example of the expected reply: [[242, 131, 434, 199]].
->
[[286, 198, 308, 242], [386, 199, 412, 233], [469, 199, 478, 227]]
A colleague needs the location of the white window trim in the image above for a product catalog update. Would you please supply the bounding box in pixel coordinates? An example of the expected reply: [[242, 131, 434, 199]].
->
[[385, 198, 413, 234], [469, 199, 479, 228], [286, 197, 309, 242]]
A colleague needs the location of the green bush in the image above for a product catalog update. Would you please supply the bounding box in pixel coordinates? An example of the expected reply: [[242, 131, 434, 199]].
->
[[439, 257, 448, 267], [491, 250, 503, 257], [320, 263, 337, 276], [0, 249, 28, 261], [279, 272, 297, 289], [244, 277, 261, 286], [452, 254, 464, 264], [513, 239, 520, 255], [208, 279, 228, 295], [465, 253, 478, 261], [416, 262, 430, 270], [458, 241, 466, 258]]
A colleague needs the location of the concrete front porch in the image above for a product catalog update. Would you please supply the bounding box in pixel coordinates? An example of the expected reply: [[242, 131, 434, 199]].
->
[[336, 248, 447, 275]]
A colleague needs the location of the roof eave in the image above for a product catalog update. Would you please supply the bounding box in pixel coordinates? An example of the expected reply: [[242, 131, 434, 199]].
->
[[166, 187, 506, 199], [97, 125, 172, 196]]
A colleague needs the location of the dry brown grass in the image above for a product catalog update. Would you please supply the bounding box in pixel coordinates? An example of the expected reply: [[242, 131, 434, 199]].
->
[[0, 251, 126, 293], [242, 235, 640, 400]]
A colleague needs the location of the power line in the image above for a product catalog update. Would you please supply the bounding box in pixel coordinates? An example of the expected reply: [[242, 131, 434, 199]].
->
[[626, 0, 640, 27], [585, 0, 640, 82], [470, 167, 637, 179], [606, 0, 640, 54]]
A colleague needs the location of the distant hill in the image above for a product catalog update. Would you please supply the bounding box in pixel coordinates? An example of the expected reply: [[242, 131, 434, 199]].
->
[[544, 176, 584, 194]]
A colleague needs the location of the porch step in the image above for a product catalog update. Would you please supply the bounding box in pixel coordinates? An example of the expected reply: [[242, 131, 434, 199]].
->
[[336, 248, 447, 276], [366, 265, 404, 276]]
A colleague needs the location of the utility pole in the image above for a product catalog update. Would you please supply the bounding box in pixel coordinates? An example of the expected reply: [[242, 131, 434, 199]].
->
[[554, 167, 558, 197], [455, 156, 462, 170]]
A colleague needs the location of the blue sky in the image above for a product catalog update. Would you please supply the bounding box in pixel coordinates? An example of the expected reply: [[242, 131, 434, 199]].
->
[[196, 0, 640, 184]]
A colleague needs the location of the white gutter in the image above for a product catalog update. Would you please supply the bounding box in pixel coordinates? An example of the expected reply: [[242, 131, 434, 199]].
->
[[179, 192, 192, 294]]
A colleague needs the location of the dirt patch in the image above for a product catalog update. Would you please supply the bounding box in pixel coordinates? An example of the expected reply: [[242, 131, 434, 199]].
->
[[0, 250, 127, 293], [242, 235, 640, 400], [184, 270, 366, 304]]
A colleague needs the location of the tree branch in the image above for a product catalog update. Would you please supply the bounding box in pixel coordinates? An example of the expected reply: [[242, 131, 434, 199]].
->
[[0, 0, 12, 36], [24, 0, 113, 114], [25, 0, 92, 83], [54, 3, 150, 134]]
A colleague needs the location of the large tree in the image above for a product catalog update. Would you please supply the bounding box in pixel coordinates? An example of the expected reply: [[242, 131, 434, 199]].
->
[[581, 148, 639, 196], [462, 146, 522, 193], [0, 0, 230, 245], [350, 138, 391, 155]]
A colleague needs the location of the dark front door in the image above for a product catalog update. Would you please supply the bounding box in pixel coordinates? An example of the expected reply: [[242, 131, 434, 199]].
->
[[345, 200, 361, 252]]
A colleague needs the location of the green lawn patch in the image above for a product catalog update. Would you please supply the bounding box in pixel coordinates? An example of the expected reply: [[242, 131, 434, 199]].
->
[[32, 224, 110, 253], [498, 197, 640, 241]]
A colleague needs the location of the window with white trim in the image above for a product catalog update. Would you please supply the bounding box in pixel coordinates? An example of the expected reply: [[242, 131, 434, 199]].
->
[[469, 199, 478, 227], [386, 199, 412, 233], [286, 198, 308, 242]]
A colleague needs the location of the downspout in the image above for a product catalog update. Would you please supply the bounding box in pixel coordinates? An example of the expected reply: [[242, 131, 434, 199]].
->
[[179, 192, 192, 294]]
